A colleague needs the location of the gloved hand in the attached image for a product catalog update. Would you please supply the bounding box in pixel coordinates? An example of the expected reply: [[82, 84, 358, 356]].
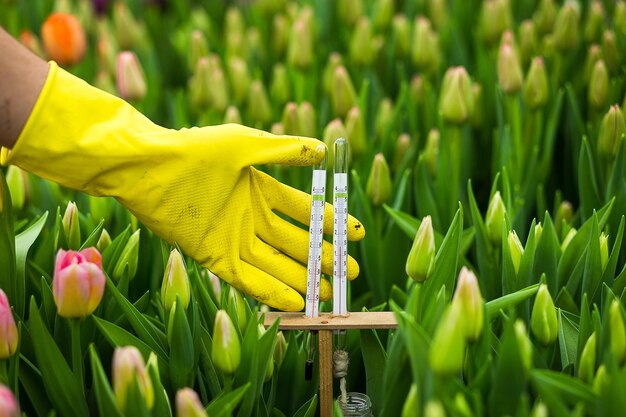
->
[[1, 62, 365, 311]]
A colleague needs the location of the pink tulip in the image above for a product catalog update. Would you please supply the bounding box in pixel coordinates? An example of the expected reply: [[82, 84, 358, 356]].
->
[[0, 385, 19, 417], [116, 51, 147, 101], [53, 248, 106, 318], [0, 291, 18, 359]]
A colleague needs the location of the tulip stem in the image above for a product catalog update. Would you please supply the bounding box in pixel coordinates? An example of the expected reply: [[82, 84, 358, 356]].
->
[[70, 318, 84, 395], [0, 360, 7, 385]]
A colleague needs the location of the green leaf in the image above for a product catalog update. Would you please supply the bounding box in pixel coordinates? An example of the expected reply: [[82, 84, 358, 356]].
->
[[206, 382, 251, 417], [530, 369, 597, 408], [79, 219, 105, 250], [28, 297, 89, 417], [486, 284, 539, 319], [102, 225, 131, 275], [578, 137, 602, 220], [14, 211, 48, 318], [557, 309, 579, 369], [104, 276, 168, 359], [168, 297, 195, 390], [360, 326, 387, 410], [0, 171, 17, 316], [292, 394, 318, 417], [89, 344, 124, 417]]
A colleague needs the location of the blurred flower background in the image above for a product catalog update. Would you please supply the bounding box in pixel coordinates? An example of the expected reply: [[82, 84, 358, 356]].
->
[[2, 0, 626, 415]]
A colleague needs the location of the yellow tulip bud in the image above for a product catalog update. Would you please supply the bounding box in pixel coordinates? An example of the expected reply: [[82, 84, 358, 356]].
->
[[600, 233, 609, 272], [176, 388, 207, 417], [62, 201, 81, 249], [424, 400, 447, 417], [366, 153, 393, 207], [96, 229, 112, 253], [112, 346, 154, 411], [161, 249, 190, 311], [507, 230, 524, 274]]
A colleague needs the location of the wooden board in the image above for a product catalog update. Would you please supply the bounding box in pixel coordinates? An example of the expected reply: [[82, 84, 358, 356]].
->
[[261, 311, 397, 330]]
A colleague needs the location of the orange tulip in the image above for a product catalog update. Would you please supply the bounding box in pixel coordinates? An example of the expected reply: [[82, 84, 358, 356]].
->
[[42, 12, 86, 66]]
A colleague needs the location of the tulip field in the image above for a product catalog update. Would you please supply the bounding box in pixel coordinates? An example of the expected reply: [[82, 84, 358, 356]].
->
[[3, 0, 626, 415]]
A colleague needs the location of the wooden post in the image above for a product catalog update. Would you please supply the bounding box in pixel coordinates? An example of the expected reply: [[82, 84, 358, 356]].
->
[[262, 312, 397, 417]]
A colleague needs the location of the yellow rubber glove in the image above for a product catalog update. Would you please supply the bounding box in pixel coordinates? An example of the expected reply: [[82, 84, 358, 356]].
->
[[1, 62, 365, 311]]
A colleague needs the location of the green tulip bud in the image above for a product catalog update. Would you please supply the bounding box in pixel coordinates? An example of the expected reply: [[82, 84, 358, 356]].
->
[[430, 302, 467, 376], [161, 248, 190, 311], [323, 119, 348, 167], [410, 74, 426, 105], [584, 2, 605, 43], [246, 27, 264, 64], [113, 2, 142, 50], [592, 364, 608, 395], [602, 31, 619, 75], [498, 42, 523, 94], [366, 153, 393, 207], [424, 129, 440, 176], [62, 201, 81, 249], [176, 388, 207, 417], [287, 16, 313, 69], [227, 57, 251, 104], [189, 30, 209, 72], [113, 229, 140, 281], [372, 0, 394, 31], [392, 133, 411, 172], [323, 53, 344, 95], [507, 230, 524, 274], [224, 106, 242, 125], [533, 0, 556, 35], [297, 102, 316, 138], [583, 44, 603, 83], [530, 402, 548, 417], [271, 123, 285, 136], [485, 191, 506, 245], [405, 216, 436, 282], [281, 102, 299, 135], [588, 60, 609, 110], [401, 384, 419, 417], [116, 51, 147, 102], [212, 310, 241, 374], [247, 80, 272, 126], [453, 267, 485, 342], [392, 15, 410, 57], [112, 346, 154, 411], [597, 105, 626, 158], [479, 0, 513, 45], [428, 0, 447, 29], [553, 1, 580, 53], [411, 17, 441, 75], [189, 57, 211, 111], [578, 332, 597, 383], [530, 284, 558, 345], [6, 165, 28, 211], [228, 287, 248, 332], [599, 233, 609, 272], [439, 66, 474, 125], [350, 17, 376, 66], [270, 63, 291, 106], [225, 8, 245, 58], [519, 20, 537, 67], [609, 300, 626, 364], [209, 67, 229, 113], [274, 331, 287, 367], [523, 57, 549, 109], [345, 106, 366, 156], [514, 320, 533, 371], [331, 66, 358, 117], [337, 0, 363, 26], [96, 229, 112, 253], [616, 1, 626, 34], [425, 400, 447, 417], [375, 98, 394, 141], [556, 201, 574, 235], [454, 393, 473, 417], [272, 14, 289, 57]]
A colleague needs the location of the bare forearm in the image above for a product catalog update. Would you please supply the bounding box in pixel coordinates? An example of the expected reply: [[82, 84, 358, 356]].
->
[[0, 27, 49, 148]]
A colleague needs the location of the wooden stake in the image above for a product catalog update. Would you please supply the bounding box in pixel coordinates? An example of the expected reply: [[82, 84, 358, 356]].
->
[[262, 311, 398, 417], [319, 330, 333, 417]]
